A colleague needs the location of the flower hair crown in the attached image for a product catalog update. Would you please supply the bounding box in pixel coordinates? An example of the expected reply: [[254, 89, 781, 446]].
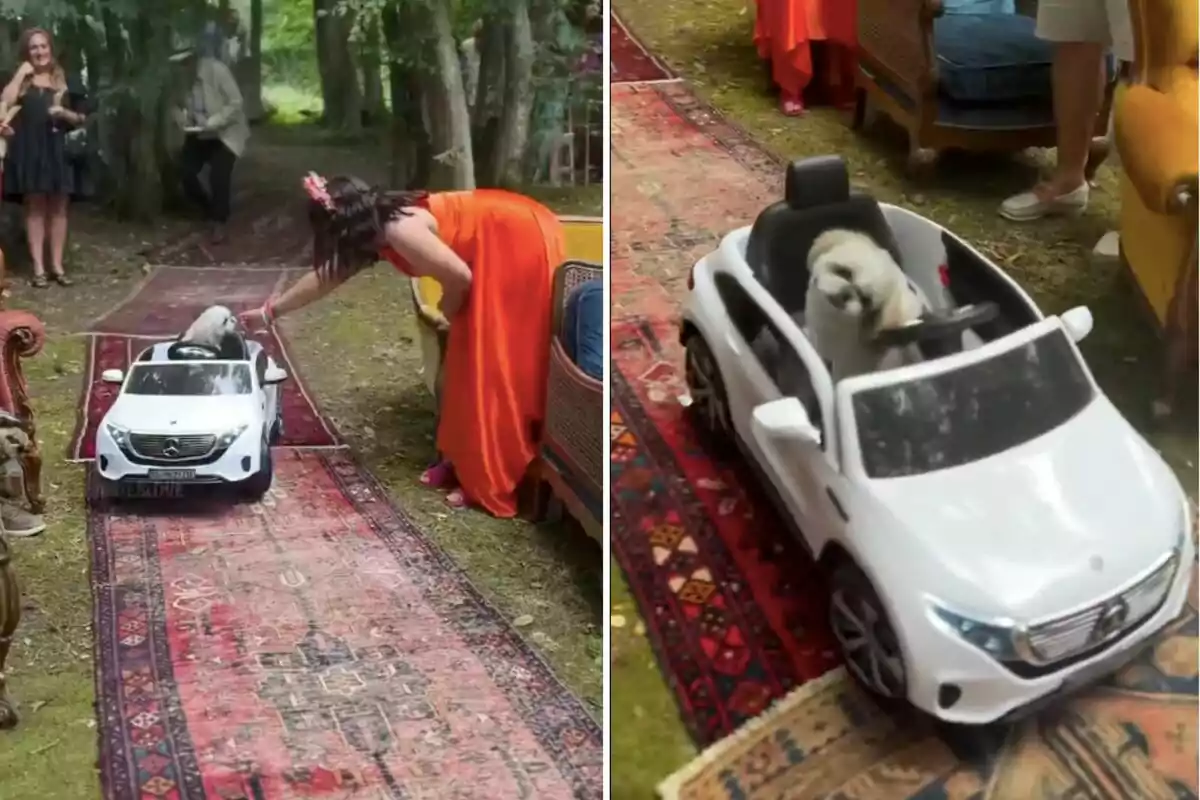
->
[[303, 172, 334, 210]]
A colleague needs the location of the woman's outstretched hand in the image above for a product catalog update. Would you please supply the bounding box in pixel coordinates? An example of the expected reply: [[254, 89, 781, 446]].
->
[[238, 306, 271, 333]]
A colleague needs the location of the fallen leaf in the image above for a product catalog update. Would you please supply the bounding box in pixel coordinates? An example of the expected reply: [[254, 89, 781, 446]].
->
[[513, 614, 534, 627]]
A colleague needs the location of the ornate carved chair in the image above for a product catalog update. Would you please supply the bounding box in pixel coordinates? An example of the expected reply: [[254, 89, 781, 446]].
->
[[0, 310, 46, 729]]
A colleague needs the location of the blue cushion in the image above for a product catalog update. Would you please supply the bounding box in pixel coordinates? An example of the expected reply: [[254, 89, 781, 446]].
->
[[934, 14, 1053, 104], [943, 0, 1014, 14], [562, 279, 603, 381]]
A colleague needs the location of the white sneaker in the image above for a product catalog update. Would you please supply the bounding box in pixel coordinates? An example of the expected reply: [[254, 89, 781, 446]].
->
[[999, 183, 1089, 221], [1, 503, 44, 538]]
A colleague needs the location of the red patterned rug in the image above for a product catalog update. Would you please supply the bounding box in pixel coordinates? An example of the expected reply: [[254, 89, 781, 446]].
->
[[610, 318, 840, 744], [611, 16, 672, 84], [90, 448, 602, 798]]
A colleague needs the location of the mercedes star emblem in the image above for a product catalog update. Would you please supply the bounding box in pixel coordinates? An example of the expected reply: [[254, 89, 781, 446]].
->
[[162, 438, 181, 458], [1090, 598, 1129, 643]]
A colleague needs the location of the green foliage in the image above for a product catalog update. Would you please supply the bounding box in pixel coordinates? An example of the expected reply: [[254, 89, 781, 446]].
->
[[263, 0, 319, 90]]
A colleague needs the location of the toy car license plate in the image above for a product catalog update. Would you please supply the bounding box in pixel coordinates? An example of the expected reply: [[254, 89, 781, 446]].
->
[[1064, 647, 1139, 693], [147, 468, 195, 482]]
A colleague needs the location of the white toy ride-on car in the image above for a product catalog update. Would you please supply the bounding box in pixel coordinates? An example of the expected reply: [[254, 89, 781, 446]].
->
[[94, 333, 289, 500], [680, 155, 1195, 725]]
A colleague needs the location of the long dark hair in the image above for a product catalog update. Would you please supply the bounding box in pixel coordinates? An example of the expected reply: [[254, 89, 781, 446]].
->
[[308, 175, 427, 283]]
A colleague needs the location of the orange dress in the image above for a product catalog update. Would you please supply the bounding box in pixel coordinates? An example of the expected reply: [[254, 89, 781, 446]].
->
[[382, 189, 566, 518]]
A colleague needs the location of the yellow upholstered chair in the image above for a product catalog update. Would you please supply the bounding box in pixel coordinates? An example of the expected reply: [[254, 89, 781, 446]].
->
[[1112, 0, 1198, 403]]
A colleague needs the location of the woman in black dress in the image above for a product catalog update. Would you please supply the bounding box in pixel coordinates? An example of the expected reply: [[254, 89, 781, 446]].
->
[[0, 28, 88, 287]]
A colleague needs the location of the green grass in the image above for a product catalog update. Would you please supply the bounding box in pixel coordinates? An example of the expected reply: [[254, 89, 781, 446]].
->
[[0, 337, 99, 798], [263, 82, 323, 125], [611, 0, 1197, 794], [0, 122, 603, 797], [610, 565, 696, 799]]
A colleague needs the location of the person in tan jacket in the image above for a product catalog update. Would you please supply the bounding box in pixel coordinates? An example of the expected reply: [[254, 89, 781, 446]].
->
[[169, 47, 249, 242]]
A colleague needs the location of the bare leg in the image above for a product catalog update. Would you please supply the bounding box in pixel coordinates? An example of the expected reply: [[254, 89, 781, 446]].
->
[[23, 195, 46, 282], [1000, 42, 1106, 220], [46, 193, 70, 282], [1041, 42, 1107, 196]]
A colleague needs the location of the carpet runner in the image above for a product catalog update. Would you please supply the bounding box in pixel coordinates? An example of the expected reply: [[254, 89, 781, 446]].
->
[[611, 16, 672, 83], [84, 265, 603, 799]]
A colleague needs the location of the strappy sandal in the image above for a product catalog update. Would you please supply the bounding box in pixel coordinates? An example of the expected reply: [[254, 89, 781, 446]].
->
[[445, 487, 470, 510], [49, 271, 73, 286], [29, 274, 47, 288], [419, 459, 455, 489]]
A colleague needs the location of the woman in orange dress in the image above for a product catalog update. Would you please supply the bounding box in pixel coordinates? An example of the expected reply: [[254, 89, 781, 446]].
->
[[239, 174, 565, 517]]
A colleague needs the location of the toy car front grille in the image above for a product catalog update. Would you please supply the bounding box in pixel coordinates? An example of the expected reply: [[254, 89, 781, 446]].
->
[[128, 434, 217, 461], [1024, 553, 1178, 665]]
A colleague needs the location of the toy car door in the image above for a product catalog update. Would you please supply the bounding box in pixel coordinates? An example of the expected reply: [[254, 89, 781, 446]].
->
[[253, 351, 277, 434], [746, 329, 844, 544]]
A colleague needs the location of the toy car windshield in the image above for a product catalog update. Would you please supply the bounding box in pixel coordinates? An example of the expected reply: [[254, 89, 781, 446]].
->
[[124, 362, 254, 397], [850, 328, 1095, 479]]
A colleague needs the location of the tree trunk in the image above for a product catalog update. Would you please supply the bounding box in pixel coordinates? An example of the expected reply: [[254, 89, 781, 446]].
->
[[381, 5, 430, 188], [494, 0, 535, 186], [359, 19, 386, 126], [472, 17, 505, 185], [114, 15, 167, 221], [421, 0, 474, 189], [239, 0, 265, 122]]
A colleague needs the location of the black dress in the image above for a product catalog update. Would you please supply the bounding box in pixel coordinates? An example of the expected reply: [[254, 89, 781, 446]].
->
[[3, 76, 90, 202]]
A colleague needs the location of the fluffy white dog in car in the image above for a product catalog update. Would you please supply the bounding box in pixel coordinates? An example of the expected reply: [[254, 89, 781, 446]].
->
[[180, 305, 239, 349], [804, 229, 927, 381]]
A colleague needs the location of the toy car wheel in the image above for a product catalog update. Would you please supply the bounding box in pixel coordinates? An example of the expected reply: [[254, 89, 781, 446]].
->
[[684, 334, 734, 449], [241, 444, 273, 500], [828, 560, 908, 701]]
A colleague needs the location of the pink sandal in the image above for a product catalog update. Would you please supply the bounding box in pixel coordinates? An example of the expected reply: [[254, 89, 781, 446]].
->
[[780, 96, 805, 116], [420, 460, 455, 489], [445, 488, 469, 509]]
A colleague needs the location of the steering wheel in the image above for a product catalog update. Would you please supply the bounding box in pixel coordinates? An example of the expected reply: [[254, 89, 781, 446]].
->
[[874, 302, 1000, 358], [167, 341, 222, 361]]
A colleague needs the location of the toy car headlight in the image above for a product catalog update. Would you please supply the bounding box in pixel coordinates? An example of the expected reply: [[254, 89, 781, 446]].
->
[[105, 423, 129, 448], [930, 605, 1024, 661], [217, 424, 249, 448]]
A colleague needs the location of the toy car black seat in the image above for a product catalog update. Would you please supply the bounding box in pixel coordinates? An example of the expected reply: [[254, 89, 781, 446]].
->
[[216, 331, 250, 361], [745, 156, 903, 315]]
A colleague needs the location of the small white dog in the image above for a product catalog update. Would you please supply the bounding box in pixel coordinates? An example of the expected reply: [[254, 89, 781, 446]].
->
[[804, 229, 926, 381], [181, 305, 239, 349]]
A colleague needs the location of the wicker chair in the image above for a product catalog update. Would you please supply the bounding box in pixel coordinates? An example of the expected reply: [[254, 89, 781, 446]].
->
[[853, 0, 1114, 175], [532, 261, 603, 541], [0, 310, 45, 730]]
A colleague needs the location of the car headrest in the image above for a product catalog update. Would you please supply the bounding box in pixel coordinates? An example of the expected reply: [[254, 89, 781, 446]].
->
[[744, 156, 904, 313], [217, 331, 250, 361], [785, 156, 851, 209]]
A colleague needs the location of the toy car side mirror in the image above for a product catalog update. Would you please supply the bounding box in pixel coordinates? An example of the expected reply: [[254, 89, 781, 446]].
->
[[1060, 306, 1093, 342], [751, 396, 822, 445], [101, 368, 124, 384], [263, 365, 289, 385]]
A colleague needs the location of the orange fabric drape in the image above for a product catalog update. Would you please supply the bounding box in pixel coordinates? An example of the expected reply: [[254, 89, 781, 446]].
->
[[754, 0, 858, 103], [383, 189, 565, 518]]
